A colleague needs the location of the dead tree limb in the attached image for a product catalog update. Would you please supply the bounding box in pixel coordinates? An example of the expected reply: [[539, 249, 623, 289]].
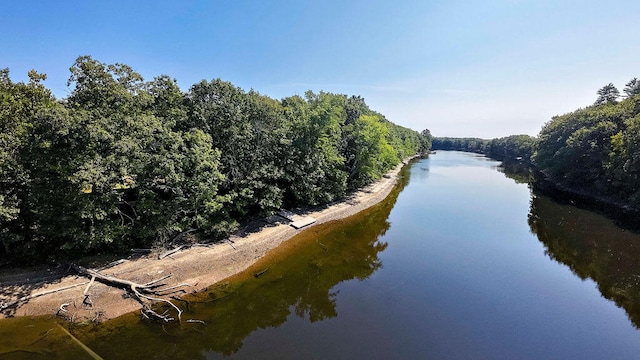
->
[[70, 264, 185, 322], [154, 283, 191, 294], [83, 276, 96, 295]]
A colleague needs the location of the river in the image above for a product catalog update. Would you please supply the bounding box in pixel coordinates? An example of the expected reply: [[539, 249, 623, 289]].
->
[[2, 150, 640, 359]]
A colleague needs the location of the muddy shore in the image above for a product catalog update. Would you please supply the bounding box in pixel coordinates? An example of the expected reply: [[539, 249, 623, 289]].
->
[[0, 159, 413, 321]]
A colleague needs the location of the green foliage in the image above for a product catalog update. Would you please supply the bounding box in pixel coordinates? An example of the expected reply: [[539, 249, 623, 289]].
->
[[431, 137, 489, 153], [535, 90, 640, 206], [431, 135, 536, 164], [419, 129, 433, 154], [623, 77, 640, 98], [0, 68, 59, 259], [281, 92, 348, 205], [67, 56, 151, 115], [184, 79, 285, 218], [486, 135, 537, 163], [347, 114, 398, 189], [0, 58, 427, 264], [1, 58, 229, 262], [594, 83, 620, 105]]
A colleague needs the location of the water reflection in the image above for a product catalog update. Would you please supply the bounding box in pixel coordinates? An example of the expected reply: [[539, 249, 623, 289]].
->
[[496, 161, 533, 184], [528, 193, 640, 328]]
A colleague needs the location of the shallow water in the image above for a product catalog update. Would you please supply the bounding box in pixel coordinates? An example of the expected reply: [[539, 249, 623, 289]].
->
[[2, 151, 640, 359]]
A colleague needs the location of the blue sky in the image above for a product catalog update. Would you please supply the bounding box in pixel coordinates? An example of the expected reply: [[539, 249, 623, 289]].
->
[[3, 0, 640, 138]]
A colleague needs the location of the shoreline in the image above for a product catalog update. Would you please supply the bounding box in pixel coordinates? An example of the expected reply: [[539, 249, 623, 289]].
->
[[0, 157, 416, 321]]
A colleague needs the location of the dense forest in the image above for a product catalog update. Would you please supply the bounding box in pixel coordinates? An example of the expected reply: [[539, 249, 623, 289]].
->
[[535, 80, 640, 207], [432, 78, 640, 211], [0, 56, 431, 264]]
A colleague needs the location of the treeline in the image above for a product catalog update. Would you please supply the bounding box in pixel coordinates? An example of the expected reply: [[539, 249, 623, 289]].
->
[[431, 135, 536, 163], [534, 79, 640, 207], [0, 56, 431, 264], [431, 137, 487, 153]]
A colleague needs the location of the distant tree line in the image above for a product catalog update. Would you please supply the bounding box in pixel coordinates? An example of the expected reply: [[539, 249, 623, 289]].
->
[[431, 137, 488, 154], [431, 77, 640, 210], [0, 56, 431, 264], [431, 135, 536, 163]]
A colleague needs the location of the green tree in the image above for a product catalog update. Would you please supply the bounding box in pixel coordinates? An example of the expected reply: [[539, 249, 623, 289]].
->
[[0, 68, 65, 260], [347, 115, 398, 188], [67, 56, 152, 115], [281, 92, 348, 205], [595, 83, 620, 105], [420, 129, 433, 153], [623, 78, 640, 98], [147, 75, 187, 127], [487, 135, 537, 163], [184, 79, 286, 219], [57, 58, 230, 253], [1, 59, 232, 262]]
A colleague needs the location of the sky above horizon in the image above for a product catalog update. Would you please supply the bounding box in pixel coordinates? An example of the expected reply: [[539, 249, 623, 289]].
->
[[3, 0, 640, 138]]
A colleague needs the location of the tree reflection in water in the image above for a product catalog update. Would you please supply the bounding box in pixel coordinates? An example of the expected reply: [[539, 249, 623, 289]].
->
[[528, 193, 640, 328]]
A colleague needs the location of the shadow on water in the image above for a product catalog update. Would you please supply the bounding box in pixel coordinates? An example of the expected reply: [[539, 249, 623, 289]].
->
[[0, 163, 413, 360]]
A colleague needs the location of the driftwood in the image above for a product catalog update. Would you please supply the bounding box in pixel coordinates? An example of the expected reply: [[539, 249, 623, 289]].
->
[[2, 263, 192, 323], [0, 281, 88, 312], [253, 268, 269, 278], [70, 264, 188, 322], [158, 245, 184, 260]]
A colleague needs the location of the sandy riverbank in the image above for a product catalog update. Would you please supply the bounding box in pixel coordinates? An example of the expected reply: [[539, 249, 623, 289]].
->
[[0, 158, 414, 321]]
